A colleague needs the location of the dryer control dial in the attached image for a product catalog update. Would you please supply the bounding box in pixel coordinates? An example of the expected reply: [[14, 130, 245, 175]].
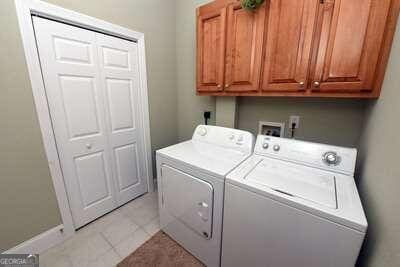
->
[[323, 151, 340, 166], [262, 143, 269, 149], [273, 145, 281, 152], [198, 127, 207, 136]]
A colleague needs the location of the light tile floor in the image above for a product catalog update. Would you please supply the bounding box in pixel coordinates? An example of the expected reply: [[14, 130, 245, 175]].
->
[[40, 191, 160, 267]]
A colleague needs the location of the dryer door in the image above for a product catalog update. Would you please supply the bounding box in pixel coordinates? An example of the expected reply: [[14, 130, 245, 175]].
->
[[161, 165, 213, 239]]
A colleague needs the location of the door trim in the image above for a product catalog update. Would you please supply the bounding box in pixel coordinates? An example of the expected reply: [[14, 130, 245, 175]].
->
[[14, 0, 154, 238]]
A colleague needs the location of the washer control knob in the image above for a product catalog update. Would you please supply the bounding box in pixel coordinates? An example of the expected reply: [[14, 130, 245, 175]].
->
[[229, 133, 235, 140], [237, 135, 244, 142], [262, 143, 269, 149], [198, 127, 207, 136], [323, 151, 340, 166], [273, 144, 280, 152]]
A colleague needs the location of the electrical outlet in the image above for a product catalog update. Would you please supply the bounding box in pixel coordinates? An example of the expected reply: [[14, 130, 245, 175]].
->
[[289, 115, 300, 129]]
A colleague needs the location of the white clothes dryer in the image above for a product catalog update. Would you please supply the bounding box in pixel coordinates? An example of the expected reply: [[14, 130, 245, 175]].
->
[[156, 125, 254, 267]]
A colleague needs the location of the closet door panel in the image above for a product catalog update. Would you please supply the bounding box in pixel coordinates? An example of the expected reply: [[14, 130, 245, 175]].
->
[[97, 34, 148, 206], [33, 17, 116, 228]]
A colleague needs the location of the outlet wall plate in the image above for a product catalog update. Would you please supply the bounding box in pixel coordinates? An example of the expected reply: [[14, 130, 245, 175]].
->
[[258, 121, 285, 137], [289, 115, 300, 129]]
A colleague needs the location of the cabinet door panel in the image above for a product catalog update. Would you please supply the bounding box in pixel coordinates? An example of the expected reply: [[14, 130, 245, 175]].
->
[[197, 6, 227, 92], [225, 3, 265, 92], [312, 0, 391, 92], [262, 0, 319, 92]]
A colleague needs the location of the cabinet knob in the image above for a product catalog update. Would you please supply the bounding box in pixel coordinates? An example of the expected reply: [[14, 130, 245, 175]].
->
[[217, 84, 221, 88], [225, 84, 230, 88], [313, 81, 320, 87], [299, 81, 305, 87]]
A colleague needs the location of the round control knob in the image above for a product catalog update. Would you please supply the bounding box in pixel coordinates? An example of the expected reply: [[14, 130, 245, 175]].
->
[[262, 143, 269, 149], [323, 151, 340, 166], [273, 145, 280, 152], [229, 133, 235, 140], [198, 127, 207, 136], [86, 143, 92, 149]]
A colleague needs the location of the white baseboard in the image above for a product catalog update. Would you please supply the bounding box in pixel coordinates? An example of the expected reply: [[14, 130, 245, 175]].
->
[[3, 224, 71, 254]]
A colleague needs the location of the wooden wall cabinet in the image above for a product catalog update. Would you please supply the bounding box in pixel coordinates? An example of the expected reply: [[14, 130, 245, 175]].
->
[[196, 0, 265, 92], [310, 0, 392, 94], [224, 2, 265, 92], [196, 0, 400, 98], [261, 0, 318, 93], [196, 1, 227, 92]]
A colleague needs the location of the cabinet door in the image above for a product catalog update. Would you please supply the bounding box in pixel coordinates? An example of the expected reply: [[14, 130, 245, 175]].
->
[[311, 0, 391, 92], [261, 0, 319, 92], [224, 3, 266, 92], [196, 4, 227, 92]]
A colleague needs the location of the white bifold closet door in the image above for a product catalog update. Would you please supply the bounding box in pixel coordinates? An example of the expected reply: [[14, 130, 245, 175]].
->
[[33, 16, 148, 228]]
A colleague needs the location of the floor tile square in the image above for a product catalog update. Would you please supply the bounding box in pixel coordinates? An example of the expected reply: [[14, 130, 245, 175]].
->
[[125, 203, 158, 226], [86, 249, 121, 267], [78, 210, 124, 237], [143, 217, 160, 236], [114, 229, 150, 259], [101, 217, 139, 246], [63, 232, 112, 263], [40, 250, 72, 267]]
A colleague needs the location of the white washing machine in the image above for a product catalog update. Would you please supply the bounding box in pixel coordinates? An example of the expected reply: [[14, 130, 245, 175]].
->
[[222, 135, 368, 267], [156, 125, 254, 267]]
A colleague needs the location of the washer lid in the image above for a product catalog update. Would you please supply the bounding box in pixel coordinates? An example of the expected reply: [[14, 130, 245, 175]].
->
[[245, 159, 337, 209]]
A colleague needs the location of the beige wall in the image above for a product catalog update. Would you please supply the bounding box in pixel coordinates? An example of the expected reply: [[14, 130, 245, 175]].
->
[[238, 97, 366, 147], [176, 0, 215, 141], [0, 0, 61, 251], [216, 97, 237, 128], [0, 0, 177, 251], [356, 19, 400, 266]]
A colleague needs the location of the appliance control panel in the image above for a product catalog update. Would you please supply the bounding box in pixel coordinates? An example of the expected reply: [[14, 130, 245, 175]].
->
[[192, 125, 254, 154], [255, 135, 357, 175]]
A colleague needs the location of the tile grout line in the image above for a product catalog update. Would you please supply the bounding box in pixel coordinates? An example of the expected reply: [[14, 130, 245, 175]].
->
[[99, 231, 114, 249], [114, 227, 151, 260], [100, 231, 125, 260], [140, 225, 151, 237]]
